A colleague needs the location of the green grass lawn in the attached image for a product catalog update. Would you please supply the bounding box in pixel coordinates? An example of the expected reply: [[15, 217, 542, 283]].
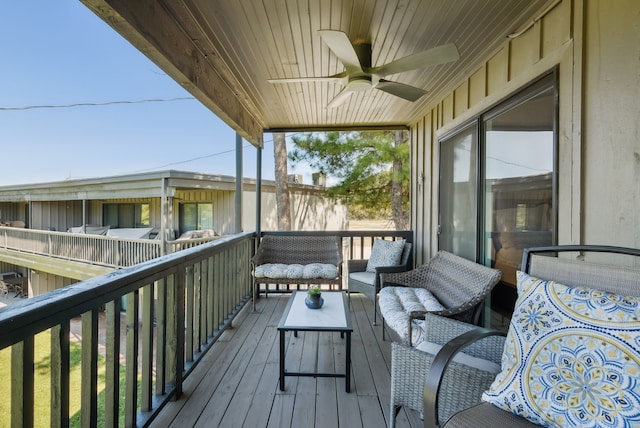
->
[[0, 329, 132, 427]]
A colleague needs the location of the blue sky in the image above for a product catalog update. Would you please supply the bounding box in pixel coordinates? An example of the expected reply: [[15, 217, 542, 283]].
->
[[0, 2, 308, 186]]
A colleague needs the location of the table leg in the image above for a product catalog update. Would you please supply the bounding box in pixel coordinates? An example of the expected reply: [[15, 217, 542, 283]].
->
[[279, 329, 286, 390], [345, 331, 351, 392]]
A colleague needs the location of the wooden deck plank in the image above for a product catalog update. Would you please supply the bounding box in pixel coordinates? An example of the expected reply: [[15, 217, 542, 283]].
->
[[242, 362, 280, 427], [152, 294, 415, 428], [218, 309, 281, 427], [154, 296, 272, 426], [192, 301, 279, 428], [316, 332, 339, 428], [266, 393, 295, 428], [348, 297, 380, 396]]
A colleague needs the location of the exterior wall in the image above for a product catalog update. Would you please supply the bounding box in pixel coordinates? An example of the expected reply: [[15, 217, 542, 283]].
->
[[581, 0, 640, 247], [30, 271, 76, 296], [243, 186, 348, 232], [410, 0, 640, 262], [1, 183, 346, 236]]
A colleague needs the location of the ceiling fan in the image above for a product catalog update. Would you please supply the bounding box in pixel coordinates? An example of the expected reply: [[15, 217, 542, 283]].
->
[[268, 30, 460, 108]]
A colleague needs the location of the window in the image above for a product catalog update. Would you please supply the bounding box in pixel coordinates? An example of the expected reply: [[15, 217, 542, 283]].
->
[[179, 203, 213, 234], [439, 72, 557, 313], [103, 203, 149, 228]]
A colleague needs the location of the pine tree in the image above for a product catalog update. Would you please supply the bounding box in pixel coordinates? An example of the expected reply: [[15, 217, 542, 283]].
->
[[288, 131, 409, 230]]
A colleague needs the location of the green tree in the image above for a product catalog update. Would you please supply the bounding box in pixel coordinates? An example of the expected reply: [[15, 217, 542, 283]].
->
[[289, 130, 410, 229]]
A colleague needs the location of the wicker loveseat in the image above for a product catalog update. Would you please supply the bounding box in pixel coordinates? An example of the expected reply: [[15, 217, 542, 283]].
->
[[251, 234, 343, 309], [391, 245, 640, 428]]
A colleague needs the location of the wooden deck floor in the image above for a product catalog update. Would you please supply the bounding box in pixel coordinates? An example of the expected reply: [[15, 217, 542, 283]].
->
[[152, 293, 423, 428]]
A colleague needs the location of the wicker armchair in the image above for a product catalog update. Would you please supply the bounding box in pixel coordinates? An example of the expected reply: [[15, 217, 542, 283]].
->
[[347, 242, 412, 325], [390, 314, 505, 428], [379, 251, 502, 345]]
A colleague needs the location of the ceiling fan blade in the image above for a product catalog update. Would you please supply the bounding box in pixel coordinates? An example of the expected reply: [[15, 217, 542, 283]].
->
[[374, 79, 427, 102], [268, 72, 347, 84], [318, 30, 363, 74], [327, 87, 355, 109], [371, 43, 459, 77]]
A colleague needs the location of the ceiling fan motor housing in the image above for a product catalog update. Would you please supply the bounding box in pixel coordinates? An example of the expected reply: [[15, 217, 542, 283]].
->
[[348, 75, 372, 91]]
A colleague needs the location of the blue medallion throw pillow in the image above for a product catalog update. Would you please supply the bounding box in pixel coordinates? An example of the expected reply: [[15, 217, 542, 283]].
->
[[365, 239, 406, 273], [482, 271, 640, 427]]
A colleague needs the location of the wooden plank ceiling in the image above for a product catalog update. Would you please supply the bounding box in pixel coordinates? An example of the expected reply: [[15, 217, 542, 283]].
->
[[82, 0, 549, 146]]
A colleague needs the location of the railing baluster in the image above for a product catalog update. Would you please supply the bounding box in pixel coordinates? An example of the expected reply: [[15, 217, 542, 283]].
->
[[207, 257, 215, 338], [155, 278, 167, 396], [141, 283, 154, 411], [50, 322, 70, 428], [105, 299, 121, 428], [124, 291, 139, 427], [213, 255, 221, 332], [175, 269, 186, 397], [193, 262, 202, 354], [81, 310, 99, 428], [11, 337, 35, 428], [165, 274, 177, 393], [199, 260, 208, 346], [185, 266, 194, 363]]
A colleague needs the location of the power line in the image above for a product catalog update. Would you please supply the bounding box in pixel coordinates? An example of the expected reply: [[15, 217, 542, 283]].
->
[[0, 92, 307, 174], [128, 133, 307, 174], [0, 97, 195, 111]]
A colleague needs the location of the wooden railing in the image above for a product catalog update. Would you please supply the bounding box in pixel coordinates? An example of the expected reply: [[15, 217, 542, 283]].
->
[[0, 226, 219, 268], [0, 229, 413, 427], [0, 232, 254, 427]]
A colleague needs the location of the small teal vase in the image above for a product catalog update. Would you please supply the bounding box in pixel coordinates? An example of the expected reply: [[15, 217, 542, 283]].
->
[[305, 295, 324, 309]]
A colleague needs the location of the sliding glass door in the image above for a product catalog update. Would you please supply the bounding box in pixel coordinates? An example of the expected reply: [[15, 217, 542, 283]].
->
[[438, 123, 478, 261], [438, 72, 557, 314]]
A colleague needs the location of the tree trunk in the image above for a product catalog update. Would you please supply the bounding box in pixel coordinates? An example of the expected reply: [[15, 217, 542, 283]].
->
[[273, 132, 292, 230], [391, 130, 409, 230]]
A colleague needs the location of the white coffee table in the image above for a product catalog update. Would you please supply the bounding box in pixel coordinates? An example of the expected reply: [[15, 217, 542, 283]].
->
[[277, 291, 353, 392]]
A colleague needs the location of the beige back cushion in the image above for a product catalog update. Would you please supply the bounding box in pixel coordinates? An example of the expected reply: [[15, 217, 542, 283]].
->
[[529, 255, 640, 297]]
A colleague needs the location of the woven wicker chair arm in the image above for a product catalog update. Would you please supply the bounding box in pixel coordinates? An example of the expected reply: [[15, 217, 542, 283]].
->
[[379, 270, 411, 285], [347, 259, 369, 272], [421, 313, 485, 345], [423, 328, 507, 428]]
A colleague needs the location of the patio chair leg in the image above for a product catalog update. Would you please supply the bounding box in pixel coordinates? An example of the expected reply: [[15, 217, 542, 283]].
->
[[373, 297, 378, 325], [389, 405, 401, 428]]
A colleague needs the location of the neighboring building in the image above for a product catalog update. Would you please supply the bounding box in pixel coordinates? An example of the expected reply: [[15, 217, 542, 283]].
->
[[0, 170, 347, 296]]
